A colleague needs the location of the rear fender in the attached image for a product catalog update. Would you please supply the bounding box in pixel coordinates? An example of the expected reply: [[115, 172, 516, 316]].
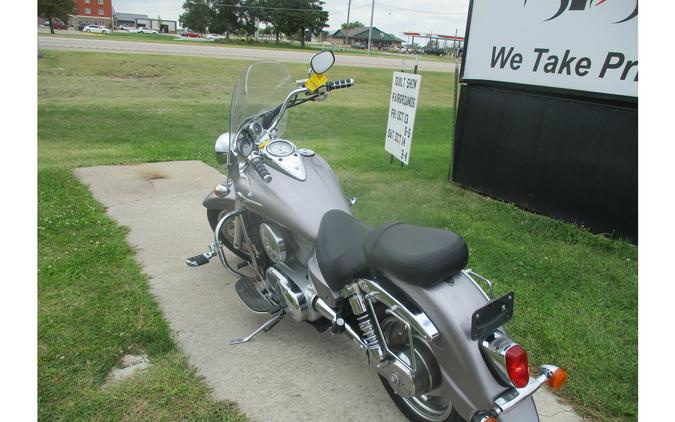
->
[[385, 271, 539, 421]]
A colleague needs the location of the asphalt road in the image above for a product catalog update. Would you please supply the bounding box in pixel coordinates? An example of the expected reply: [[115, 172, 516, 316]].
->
[[38, 36, 456, 72], [74, 160, 582, 422]]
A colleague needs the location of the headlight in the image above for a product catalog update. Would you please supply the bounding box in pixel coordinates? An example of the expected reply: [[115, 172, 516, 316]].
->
[[260, 223, 287, 264], [214, 132, 230, 165]]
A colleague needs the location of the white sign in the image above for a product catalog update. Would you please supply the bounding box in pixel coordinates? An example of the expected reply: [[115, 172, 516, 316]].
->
[[462, 0, 637, 97], [385, 72, 422, 165]]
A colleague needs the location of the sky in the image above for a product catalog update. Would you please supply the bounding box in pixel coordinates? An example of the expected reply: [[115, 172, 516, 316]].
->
[[110, 0, 471, 39]]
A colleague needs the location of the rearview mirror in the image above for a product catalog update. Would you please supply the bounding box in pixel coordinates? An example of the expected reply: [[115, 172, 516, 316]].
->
[[310, 51, 335, 74]]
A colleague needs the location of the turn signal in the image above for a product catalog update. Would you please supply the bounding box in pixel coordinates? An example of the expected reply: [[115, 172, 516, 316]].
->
[[505, 344, 529, 388], [547, 368, 568, 389]]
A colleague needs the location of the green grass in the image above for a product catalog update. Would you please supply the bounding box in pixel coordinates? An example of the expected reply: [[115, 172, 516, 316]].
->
[[38, 31, 459, 63], [38, 51, 637, 421]]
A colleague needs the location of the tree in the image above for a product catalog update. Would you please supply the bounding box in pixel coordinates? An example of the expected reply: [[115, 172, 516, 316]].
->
[[275, 0, 327, 48], [341, 21, 363, 30], [180, 0, 212, 33], [38, 0, 75, 34], [258, 0, 283, 43], [237, 0, 260, 41], [210, 0, 240, 39]]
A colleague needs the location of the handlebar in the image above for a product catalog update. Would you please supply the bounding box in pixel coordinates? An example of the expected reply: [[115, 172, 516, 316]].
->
[[250, 156, 272, 183], [326, 79, 355, 91]]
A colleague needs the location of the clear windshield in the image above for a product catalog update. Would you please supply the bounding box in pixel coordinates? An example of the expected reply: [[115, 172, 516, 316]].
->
[[229, 61, 295, 143]]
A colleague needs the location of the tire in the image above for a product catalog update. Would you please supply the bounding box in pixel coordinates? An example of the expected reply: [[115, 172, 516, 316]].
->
[[379, 376, 465, 422], [207, 208, 250, 261], [102, 30, 107, 34], [378, 316, 467, 422]]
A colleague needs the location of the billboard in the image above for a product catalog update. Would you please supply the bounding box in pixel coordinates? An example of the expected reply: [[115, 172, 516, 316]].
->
[[462, 0, 638, 98]]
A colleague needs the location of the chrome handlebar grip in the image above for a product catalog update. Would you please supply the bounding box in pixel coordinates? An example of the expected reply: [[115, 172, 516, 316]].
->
[[250, 156, 272, 183], [326, 78, 355, 91]]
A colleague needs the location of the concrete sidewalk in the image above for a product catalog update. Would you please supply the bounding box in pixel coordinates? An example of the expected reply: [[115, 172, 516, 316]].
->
[[75, 160, 583, 422]]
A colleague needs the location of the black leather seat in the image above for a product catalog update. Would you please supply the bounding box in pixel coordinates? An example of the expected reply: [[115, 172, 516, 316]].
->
[[364, 222, 469, 286], [316, 210, 372, 290], [316, 210, 469, 290]]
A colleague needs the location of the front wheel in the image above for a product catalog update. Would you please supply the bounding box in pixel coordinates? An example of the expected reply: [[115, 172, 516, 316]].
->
[[207, 208, 250, 261], [379, 316, 466, 422]]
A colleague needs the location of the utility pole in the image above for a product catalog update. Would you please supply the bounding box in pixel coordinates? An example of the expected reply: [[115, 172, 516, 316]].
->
[[345, 0, 352, 46], [454, 28, 458, 56], [255, 0, 260, 42], [367, 0, 375, 55]]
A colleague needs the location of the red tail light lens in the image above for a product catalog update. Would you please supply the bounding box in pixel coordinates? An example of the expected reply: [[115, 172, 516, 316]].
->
[[505, 345, 529, 388]]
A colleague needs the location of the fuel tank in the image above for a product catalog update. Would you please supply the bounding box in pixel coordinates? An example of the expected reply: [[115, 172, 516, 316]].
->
[[233, 151, 351, 242]]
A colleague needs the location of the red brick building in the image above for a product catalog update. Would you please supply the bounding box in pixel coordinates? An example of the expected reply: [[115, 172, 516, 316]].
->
[[69, 0, 114, 29]]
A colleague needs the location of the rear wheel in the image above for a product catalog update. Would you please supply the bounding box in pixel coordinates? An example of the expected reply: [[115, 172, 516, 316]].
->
[[379, 317, 465, 422], [207, 208, 250, 261]]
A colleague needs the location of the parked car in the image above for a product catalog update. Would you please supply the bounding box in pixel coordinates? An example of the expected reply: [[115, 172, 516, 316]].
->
[[181, 31, 200, 38], [206, 34, 222, 40], [83, 24, 109, 34], [424, 45, 447, 56], [49, 21, 69, 30], [351, 42, 366, 49], [137, 27, 159, 35], [117, 25, 136, 32]]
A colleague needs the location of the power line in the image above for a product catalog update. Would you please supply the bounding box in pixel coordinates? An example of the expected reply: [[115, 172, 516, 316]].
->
[[185, 1, 327, 13], [374, 3, 467, 16]]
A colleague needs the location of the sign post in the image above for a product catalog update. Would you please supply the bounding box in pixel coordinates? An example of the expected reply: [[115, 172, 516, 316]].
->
[[385, 72, 421, 165]]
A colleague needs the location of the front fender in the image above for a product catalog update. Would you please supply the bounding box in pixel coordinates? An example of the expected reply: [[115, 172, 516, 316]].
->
[[202, 183, 236, 211], [385, 271, 539, 422]]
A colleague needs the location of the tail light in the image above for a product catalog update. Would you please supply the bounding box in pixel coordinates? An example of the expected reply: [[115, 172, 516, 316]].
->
[[480, 332, 530, 389], [505, 344, 529, 388]]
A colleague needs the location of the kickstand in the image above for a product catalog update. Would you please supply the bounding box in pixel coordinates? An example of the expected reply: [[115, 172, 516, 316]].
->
[[229, 312, 284, 345]]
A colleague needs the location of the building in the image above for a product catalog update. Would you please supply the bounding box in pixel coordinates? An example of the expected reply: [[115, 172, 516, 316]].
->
[[113, 13, 177, 34], [331, 26, 403, 49], [69, 0, 113, 29], [136, 18, 177, 34], [113, 12, 148, 28]]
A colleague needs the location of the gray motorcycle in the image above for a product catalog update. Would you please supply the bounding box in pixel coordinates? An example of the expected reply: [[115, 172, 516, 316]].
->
[[187, 52, 568, 422]]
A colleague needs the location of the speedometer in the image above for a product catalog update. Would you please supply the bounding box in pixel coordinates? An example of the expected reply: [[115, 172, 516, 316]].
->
[[266, 140, 294, 157]]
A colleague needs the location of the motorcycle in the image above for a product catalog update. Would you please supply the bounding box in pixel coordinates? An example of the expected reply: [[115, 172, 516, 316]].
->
[[186, 51, 568, 422]]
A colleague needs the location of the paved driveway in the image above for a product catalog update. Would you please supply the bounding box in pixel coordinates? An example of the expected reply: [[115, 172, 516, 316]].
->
[[38, 36, 456, 72], [74, 160, 582, 422]]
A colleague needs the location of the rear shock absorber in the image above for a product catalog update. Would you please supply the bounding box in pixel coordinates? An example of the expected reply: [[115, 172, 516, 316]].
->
[[349, 290, 384, 362]]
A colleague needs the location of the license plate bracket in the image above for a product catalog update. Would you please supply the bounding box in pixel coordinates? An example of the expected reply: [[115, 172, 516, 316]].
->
[[470, 292, 514, 340]]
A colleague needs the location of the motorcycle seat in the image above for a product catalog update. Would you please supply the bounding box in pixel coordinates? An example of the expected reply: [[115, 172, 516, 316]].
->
[[316, 209, 373, 290], [363, 222, 469, 287], [316, 210, 469, 290]]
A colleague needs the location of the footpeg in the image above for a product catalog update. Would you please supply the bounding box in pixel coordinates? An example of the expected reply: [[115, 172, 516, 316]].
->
[[234, 277, 281, 313], [186, 246, 216, 267]]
